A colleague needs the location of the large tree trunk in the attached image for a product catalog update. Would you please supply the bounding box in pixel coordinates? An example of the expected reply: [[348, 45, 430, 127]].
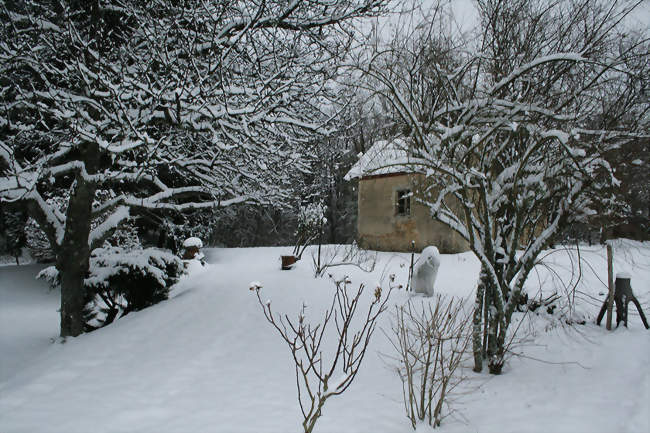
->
[[58, 140, 100, 338], [58, 176, 97, 337]]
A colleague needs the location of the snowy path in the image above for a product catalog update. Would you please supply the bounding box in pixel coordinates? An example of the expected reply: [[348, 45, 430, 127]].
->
[[0, 264, 57, 384], [0, 246, 648, 433]]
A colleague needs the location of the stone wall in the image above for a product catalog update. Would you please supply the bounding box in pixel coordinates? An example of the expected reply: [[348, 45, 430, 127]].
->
[[356, 173, 468, 253]]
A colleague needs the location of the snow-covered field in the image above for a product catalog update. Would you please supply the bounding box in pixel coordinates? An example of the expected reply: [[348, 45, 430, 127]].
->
[[1, 243, 649, 433]]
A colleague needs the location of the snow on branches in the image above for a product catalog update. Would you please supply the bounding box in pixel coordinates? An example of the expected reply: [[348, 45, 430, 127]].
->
[[0, 0, 390, 337], [357, 0, 649, 373], [0, 0, 390, 247]]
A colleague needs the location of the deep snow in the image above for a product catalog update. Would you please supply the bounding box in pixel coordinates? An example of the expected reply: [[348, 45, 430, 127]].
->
[[0, 243, 648, 433]]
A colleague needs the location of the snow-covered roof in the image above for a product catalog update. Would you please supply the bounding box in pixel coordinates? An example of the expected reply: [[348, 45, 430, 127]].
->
[[344, 137, 419, 180]]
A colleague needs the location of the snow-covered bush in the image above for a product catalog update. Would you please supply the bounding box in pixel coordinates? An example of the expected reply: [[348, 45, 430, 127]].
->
[[38, 246, 184, 329], [153, 216, 214, 255], [293, 201, 327, 259], [25, 218, 56, 263], [25, 193, 68, 263], [36, 266, 60, 289], [105, 221, 141, 250], [84, 247, 184, 328]]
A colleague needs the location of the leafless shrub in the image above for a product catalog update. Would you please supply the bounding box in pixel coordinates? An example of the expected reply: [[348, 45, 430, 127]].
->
[[255, 277, 391, 433], [385, 295, 471, 429], [311, 242, 377, 277], [531, 244, 589, 323]]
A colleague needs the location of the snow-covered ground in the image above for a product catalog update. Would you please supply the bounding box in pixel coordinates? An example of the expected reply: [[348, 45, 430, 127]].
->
[[1, 243, 648, 433]]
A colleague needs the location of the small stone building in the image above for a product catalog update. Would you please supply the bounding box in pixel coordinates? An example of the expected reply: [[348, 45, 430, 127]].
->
[[345, 138, 468, 254]]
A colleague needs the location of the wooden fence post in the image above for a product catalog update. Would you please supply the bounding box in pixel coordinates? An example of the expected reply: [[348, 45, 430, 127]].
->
[[407, 240, 415, 291], [605, 242, 614, 331]]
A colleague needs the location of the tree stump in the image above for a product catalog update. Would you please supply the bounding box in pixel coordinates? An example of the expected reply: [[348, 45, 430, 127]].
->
[[597, 273, 649, 329]]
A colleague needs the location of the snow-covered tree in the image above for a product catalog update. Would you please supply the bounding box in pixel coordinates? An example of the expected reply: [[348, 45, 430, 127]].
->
[[359, 0, 649, 373], [0, 0, 389, 337]]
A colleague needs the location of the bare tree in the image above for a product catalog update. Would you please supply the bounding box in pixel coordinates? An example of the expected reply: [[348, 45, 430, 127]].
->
[[255, 277, 391, 433]]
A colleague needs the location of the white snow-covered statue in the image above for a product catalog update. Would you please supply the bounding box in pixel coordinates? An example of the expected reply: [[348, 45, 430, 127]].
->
[[413, 246, 441, 296]]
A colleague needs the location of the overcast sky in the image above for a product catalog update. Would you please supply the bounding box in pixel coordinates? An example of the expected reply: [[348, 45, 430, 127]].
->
[[365, 0, 649, 44]]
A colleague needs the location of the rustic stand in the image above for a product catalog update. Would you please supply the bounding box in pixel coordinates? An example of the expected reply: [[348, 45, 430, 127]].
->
[[597, 275, 649, 329]]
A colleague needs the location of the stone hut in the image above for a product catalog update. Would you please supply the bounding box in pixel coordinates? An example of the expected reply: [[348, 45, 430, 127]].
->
[[345, 138, 468, 254]]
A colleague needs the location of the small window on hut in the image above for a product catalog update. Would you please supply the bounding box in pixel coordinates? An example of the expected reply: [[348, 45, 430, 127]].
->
[[396, 189, 411, 216]]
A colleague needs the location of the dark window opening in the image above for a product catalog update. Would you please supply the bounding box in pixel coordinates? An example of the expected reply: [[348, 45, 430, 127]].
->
[[397, 189, 411, 216]]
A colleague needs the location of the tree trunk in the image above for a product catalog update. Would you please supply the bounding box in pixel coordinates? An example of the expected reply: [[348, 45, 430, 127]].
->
[[482, 284, 489, 358], [488, 283, 507, 375], [57, 140, 100, 338], [486, 297, 498, 359], [58, 176, 97, 337], [329, 167, 338, 244], [472, 268, 488, 372]]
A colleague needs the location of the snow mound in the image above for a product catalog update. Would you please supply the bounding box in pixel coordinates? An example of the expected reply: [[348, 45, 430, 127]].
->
[[183, 237, 203, 248]]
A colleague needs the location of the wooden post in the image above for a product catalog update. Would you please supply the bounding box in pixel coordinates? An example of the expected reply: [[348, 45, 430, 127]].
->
[[316, 221, 322, 275], [407, 240, 415, 291], [605, 243, 614, 331]]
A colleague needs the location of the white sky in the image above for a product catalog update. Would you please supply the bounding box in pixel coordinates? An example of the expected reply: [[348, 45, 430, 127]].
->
[[364, 0, 649, 44], [630, 0, 650, 29]]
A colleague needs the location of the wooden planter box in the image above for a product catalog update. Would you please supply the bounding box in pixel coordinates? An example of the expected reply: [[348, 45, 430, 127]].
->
[[281, 255, 298, 270]]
